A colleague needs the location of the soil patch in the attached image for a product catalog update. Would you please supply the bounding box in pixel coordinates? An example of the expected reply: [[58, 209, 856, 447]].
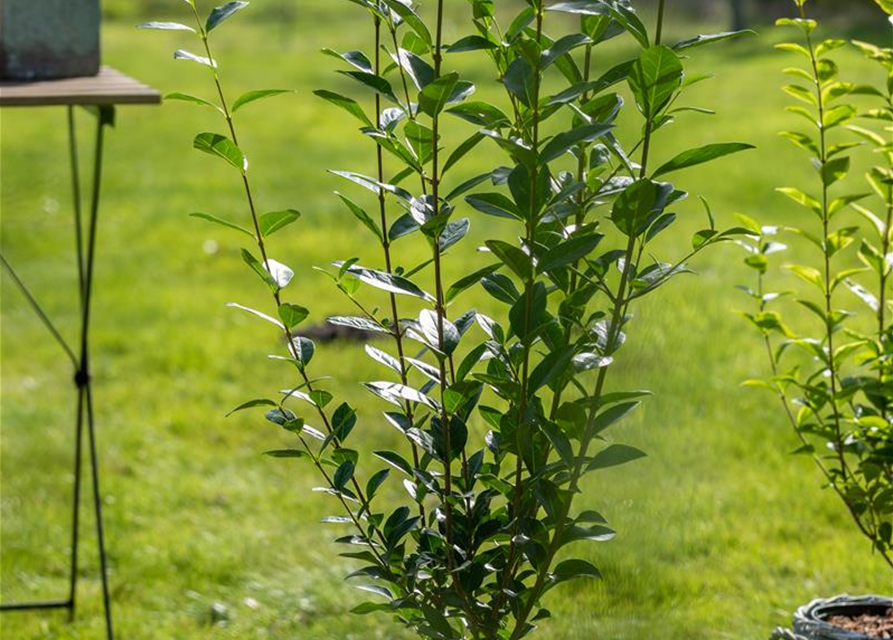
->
[[827, 609, 893, 638]]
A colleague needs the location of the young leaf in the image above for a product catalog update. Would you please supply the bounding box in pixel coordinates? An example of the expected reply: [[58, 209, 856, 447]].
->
[[314, 90, 374, 127], [174, 50, 217, 68], [188, 212, 254, 238], [193, 133, 247, 172], [165, 92, 223, 113], [652, 142, 754, 178], [588, 444, 647, 470], [552, 559, 602, 584], [232, 89, 293, 113], [628, 45, 683, 117], [419, 72, 460, 118], [206, 1, 249, 32], [138, 21, 195, 32], [259, 209, 301, 236], [279, 303, 309, 330]]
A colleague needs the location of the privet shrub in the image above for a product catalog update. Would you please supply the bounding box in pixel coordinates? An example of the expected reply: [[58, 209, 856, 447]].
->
[[740, 0, 893, 567], [144, 0, 752, 637]]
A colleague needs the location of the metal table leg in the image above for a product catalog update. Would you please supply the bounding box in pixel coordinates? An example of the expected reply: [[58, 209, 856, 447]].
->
[[0, 104, 116, 640]]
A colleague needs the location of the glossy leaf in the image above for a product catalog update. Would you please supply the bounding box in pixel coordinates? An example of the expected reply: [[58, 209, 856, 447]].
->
[[232, 89, 293, 113], [193, 132, 246, 172], [652, 142, 754, 178], [206, 1, 249, 32]]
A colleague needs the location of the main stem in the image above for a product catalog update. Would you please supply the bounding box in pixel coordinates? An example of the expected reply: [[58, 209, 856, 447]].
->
[[428, 0, 478, 631], [374, 17, 425, 518], [802, 9, 851, 497], [191, 10, 384, 552], [508, 6, 666, 637], [497, 6, 546, 623]]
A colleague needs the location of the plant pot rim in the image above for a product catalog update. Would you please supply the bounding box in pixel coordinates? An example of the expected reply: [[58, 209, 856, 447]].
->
[[793, 595, 893, 640]]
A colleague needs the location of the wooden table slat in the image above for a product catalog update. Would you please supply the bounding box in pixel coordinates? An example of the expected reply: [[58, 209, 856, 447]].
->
[[0, 66, 161, 107]]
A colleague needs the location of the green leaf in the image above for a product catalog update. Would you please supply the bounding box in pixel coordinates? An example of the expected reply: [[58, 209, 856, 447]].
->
[[232, 89, 293, 113], [240, 249, 277, 289], [447, 35, 497, 53], [336, 193, 382, 241], [339, 263, 434, 301], [337, 71, 398, 103], [628, 45, 683, 117], [264, 449, 309, 458], [875, 0, 893, 14], [611, 179, 658, 236], [193, 132, 246, 172], [785, 264, 825, 291], [542, 33, 591, 69], [138, 21, 195, 32], [373, 450, 413, 475], [174, 49, 216, 68], [226, 398, 277, 416], [509, 282, 547, 341], [445, 264, 501, 303], [226, 302, 284, 328], [539, 123, 613, 164], [859, 239, 889, 277], [779, 130, 819, 156], [777, 187, 821, 215], [592, 401, 641, 435], [588, 444, 647, 470], [538, 233, 603, 273], [314, 90, 373, 127], [652, 143, 754, 178], [188, 212, 253, 238], [259, 209, 301, 237], [165, 92, 223, 113], [504, 57, 536, 107], [443, 132, 485, 175], [486, 240, 531, 280], [333, 460, 355, 490], [279, 303, 309, 330], [289, 336, 315, 368], [671, 30, 753, 51], [446, 101, 510, 127], [418, 72, 460, 118], [820, 156, 849, 186], [529, 347, 574, 393], [206, 1, 249, 32], [776, 42, 812, 59], [328, 316, 390, 335], [379, 0, 433, 46], [466, 193, 523, 220], [822, 104, 857, 130], [552, 558, 602, 584]]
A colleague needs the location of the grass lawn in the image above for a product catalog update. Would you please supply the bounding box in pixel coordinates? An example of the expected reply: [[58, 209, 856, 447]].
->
[[2, 3, 893, 639]]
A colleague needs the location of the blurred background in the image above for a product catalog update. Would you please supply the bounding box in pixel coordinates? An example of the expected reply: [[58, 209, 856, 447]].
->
[[2, 1, 893, 639]]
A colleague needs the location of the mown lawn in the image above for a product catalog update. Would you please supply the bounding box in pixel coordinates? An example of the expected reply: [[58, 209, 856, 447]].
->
[[2, 3, 892, 639]]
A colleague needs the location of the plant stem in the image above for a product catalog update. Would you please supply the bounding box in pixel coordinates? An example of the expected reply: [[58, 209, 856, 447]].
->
[[497, 6, 547, 624], [549, 37, 593, 420], [428, 0, 479, 631], [190, 9, 385, 552], [508, 6, 667, 636], [374, 16, 425, 519], [801, 6, 852, 498]]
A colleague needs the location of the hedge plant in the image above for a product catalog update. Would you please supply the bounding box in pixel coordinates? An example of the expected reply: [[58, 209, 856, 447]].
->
[[740, 0, 893, 568], [143, 0, 752, 637]]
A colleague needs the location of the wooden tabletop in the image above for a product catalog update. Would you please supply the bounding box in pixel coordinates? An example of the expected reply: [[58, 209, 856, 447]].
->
[[0, 66, 161, 107]]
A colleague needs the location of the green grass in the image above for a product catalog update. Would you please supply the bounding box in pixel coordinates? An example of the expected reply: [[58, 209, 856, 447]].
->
[[3, 5, 893, 639]]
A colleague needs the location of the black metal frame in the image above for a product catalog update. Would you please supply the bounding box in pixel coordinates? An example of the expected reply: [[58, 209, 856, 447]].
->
[[0, 104, 116, 640]]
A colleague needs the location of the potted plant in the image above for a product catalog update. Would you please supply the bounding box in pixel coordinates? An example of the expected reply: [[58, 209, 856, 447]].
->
[[0, 0, 101, 79], [740, 1, 893, 637], [143, 0, 752, 637]]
